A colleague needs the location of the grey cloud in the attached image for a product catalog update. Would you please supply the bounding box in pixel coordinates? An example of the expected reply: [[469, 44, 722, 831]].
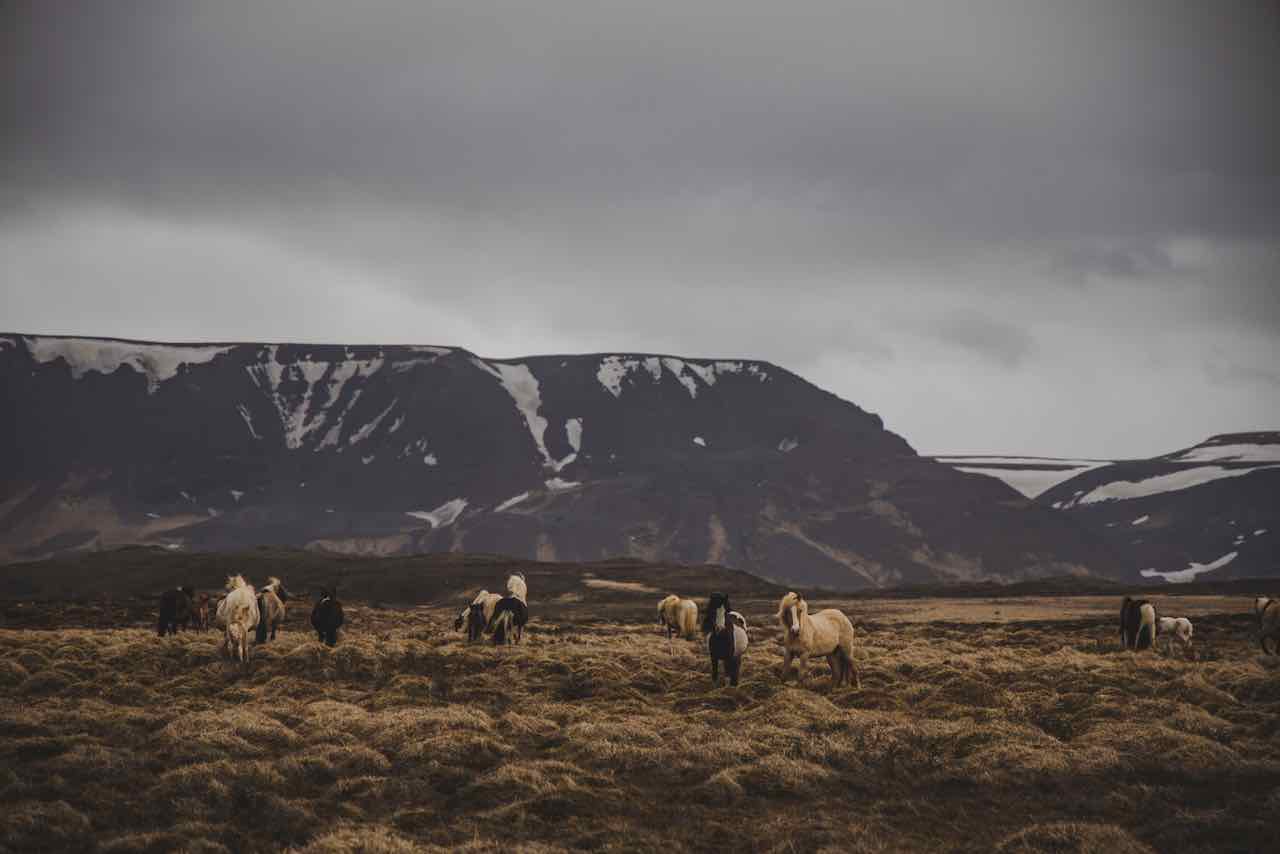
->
[[2, 1, 1278, 457]]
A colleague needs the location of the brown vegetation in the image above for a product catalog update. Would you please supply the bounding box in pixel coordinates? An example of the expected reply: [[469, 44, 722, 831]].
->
[[1, 588, 1278, 852]]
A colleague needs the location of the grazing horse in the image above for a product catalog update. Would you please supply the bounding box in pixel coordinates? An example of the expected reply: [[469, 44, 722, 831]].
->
[[218, 576, 260, 664], [488, 596, 529, 645], [455, 591, 503, 642], [157, 586, 195, 636], [311, 589, 344, 647], [1156, 617, 1194, 657], [194, 592, 211, 630], [486, 573, 529, 645], [1257, 597, 1280, 655], [702, 592, 749, 687], [255, 577, 289, 644], [776, 592, 859, 689], [657, 595, 699, 654], [1120, 596, 1157, 651]]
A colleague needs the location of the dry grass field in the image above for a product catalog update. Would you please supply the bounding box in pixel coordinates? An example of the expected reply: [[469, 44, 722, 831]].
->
[[2, 577, 1279, 852]]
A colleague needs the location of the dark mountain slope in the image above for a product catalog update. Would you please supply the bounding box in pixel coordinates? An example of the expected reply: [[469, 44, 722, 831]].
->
[[0, 334, 1119, 588]]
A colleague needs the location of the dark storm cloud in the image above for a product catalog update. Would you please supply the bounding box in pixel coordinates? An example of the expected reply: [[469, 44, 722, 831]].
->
[[3, 1, 1278, 457]]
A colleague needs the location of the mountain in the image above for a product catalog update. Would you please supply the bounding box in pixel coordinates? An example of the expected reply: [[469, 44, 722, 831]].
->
[[934, 434, 1280, 584], [0, 334, 1120, 589], [1036, 433, 1279, 583]]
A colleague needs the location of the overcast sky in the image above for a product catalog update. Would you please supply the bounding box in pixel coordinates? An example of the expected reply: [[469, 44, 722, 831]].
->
[[3, 2, 1278, 457]]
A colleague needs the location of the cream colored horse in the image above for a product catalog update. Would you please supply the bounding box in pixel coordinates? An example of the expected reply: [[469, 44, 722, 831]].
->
[[218, 575, 260, 664], [776, 592, 859, 689], [657, 595, 699, 654]]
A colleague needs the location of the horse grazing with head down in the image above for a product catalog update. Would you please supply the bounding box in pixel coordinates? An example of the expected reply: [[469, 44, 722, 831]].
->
[[311, 589, 345, 647], [1156, 617, 1194, 657], [487, 573, 529, 645], [157, 586, 195, 636], [255, 577, 289, 644], [1257, 597, 1279, 655], [702, 592, 748, 687], [657, 595, 699, 655], [776, 592, 859, 689], [1119, 596, 1157, 651], [217, 576, 260, 664], [455, 590, 503, 642]]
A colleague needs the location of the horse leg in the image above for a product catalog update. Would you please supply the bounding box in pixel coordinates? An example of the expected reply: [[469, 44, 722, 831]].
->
[[710, 653, 720, 686], [780, 648, 793, 682], [728, 656, 741, 687], [797, 653, 810, 687]]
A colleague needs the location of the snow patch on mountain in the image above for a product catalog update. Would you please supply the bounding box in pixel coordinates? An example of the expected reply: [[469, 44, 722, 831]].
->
[[1067, 465, 1280, 506], [245, 346, 385, 450], [349, 400, 397, 446], [1141, 551, 1238, 583], [236, 404, 262, 440], [693, 436, 706, 447], [549, 417, 584, 472], [495, 491, 531, 512], [406, 498, 467, 529], [477, 360, 555, 467], [778, 437, 800, 453], [546, 477, 580, 491], [25, 336, 232, 393], [1131, 515, 1149, 526], [596, 355, 769, 398], [1171, 443, 1280, 464]]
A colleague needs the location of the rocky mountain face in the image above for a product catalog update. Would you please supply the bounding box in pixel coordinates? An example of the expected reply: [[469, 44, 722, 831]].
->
[[0, 334, 1120, 589], [934, 434, 1280, 584]]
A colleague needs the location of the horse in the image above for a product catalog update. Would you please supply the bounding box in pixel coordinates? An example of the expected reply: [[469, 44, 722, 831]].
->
[[1157, 617, 1194, 657], [701, 592, 749, 687], [485, 573, 529, 645], [507, 573, 527, 603], [157, 586, 195, 636], [657, 594, 699, 654], [1257, 597, 1279, 655], [218, 575, 260, 664], [194, 592, 211, 630], [776, 591, 859, 689], [311, 589, 344, 647], [1120, 596, 1157, 651], [455, 591, 503, 642], [488, 596, 529, 645], [255, 577, 289, 644]]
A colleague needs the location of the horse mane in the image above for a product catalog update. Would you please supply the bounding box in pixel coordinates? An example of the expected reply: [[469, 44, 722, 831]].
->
[[777, 591, 803, 619], [225, 574, 248, 591]]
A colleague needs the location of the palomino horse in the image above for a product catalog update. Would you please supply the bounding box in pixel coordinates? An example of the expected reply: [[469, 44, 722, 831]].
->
[[657, 594, 698, 655], [776, 592, 859, 689], [218, 576, 260, 664]]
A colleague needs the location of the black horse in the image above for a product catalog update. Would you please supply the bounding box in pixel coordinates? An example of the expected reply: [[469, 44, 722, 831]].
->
[[157, 586, 195, 636], [311, 589, 345, 647], [702, 592, 748, 686], [487, 596, 528, 645]]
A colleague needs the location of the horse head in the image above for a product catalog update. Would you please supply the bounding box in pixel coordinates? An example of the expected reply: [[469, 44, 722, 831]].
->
[[703, 592, 730, 635], [778, 592, 805, 639]]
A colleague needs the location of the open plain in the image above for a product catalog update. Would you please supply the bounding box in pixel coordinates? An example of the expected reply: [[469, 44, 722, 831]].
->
[[1, 558, 1278, 853]]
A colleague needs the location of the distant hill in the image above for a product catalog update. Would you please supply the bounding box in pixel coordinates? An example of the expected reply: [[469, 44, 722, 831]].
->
[[0, 334, 1120, 589], [936, 434, 1280, 584]]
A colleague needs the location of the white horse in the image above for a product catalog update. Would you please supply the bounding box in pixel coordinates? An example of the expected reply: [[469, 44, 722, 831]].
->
[[776, 592, 859, 689], [1156, 616, 1194, 657], [218, 575, 260, 664]]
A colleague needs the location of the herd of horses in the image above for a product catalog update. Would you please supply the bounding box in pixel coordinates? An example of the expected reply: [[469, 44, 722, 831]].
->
[[156, 575, 1280, 681], [155, 575, 345, 662]]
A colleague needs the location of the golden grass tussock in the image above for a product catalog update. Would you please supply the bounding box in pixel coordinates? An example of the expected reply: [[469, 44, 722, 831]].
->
[[995, 822, 1156, 853], [1, 596, 1277, 851]]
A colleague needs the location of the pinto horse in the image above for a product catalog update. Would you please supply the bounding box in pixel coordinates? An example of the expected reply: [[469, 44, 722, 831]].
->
[[702, 592, 748, 687]]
